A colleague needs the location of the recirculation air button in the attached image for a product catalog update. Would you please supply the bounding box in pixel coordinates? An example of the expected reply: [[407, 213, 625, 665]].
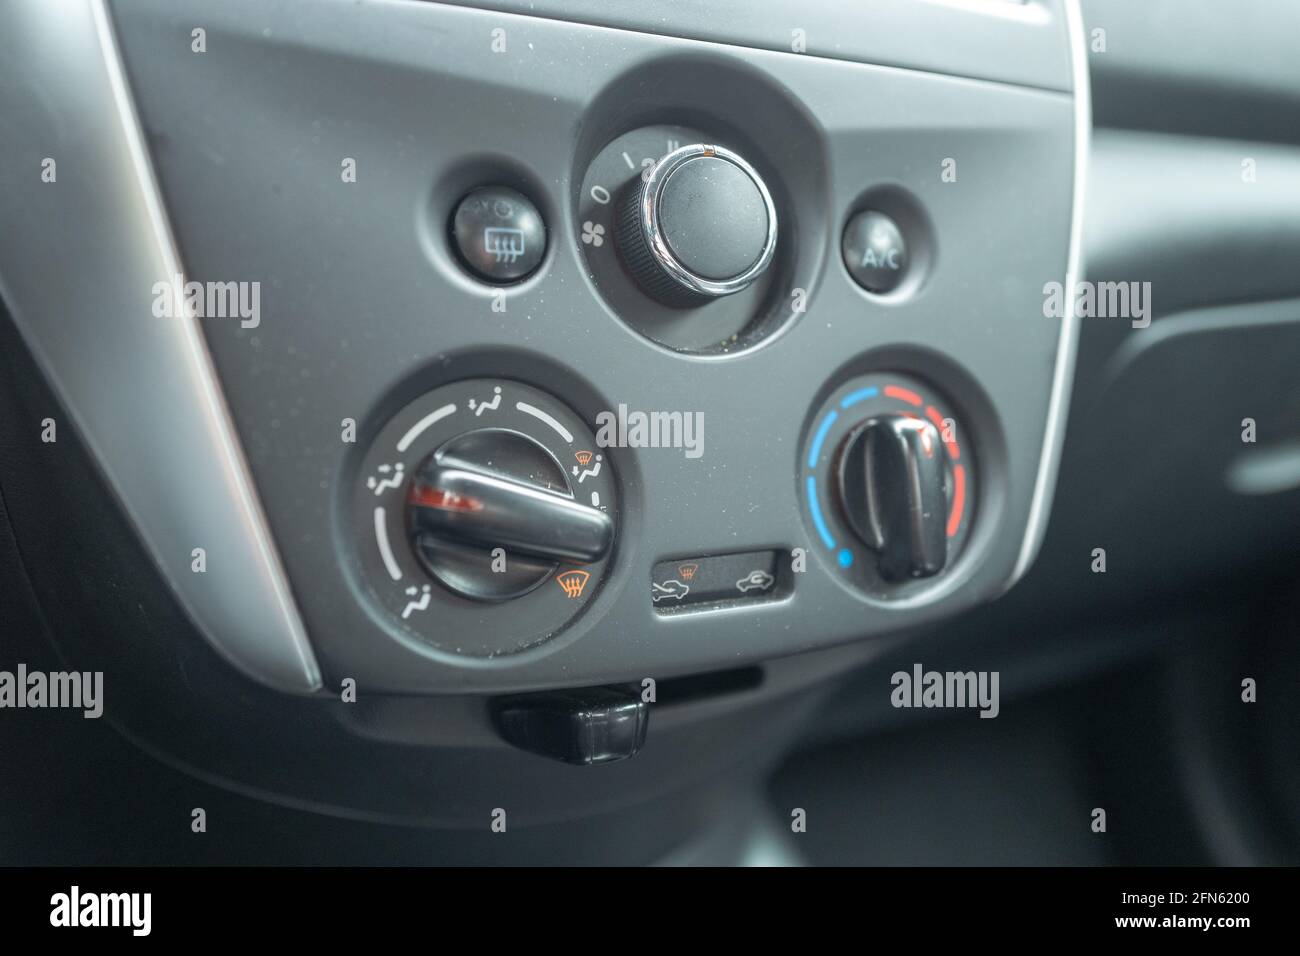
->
[[650, 550, 782, 610]]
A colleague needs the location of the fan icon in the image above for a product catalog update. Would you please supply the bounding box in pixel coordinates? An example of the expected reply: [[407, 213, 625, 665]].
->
[[581, 221, 605, 247]]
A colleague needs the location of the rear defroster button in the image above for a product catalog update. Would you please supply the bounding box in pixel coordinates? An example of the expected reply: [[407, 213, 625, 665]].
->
[[451, 186, 546, 283]]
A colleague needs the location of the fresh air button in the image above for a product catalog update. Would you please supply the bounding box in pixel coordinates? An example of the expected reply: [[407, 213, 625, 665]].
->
[[651, 550, 782, 610]]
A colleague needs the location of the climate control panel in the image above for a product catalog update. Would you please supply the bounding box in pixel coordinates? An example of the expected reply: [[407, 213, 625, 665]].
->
[[352, 366, 982, 655], [107, 0, 1082, 693]]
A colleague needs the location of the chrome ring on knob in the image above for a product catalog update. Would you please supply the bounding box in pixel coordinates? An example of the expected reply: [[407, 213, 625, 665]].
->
[[635, 143, 779, 298]]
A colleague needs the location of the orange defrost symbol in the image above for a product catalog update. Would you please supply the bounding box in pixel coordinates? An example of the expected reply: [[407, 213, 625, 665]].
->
[[574, 450, 594, 467], [555, 569, 591, 599], [677, 563, 699, 581]]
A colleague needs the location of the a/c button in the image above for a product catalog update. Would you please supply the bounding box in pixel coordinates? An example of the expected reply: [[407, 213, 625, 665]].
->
[[842, 210, 908, 294]]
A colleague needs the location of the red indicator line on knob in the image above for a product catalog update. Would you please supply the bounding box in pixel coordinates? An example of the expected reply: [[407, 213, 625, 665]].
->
[[925, 405, 961, 461], [884, 384, 922, 406], [407, 485, 485, 512], [947, 465, 966, 538]]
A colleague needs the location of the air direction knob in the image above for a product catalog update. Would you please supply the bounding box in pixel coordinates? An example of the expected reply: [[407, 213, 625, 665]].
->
[[405, 428, 613, 602]]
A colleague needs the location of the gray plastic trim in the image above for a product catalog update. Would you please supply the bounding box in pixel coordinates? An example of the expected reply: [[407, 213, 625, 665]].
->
[[435, 0, 1074, 93], [1083, 0, 1300, 112], [0, 0, 321, 693], [1010, 0, 1090, 585], [1085, 130, 1300, 313]]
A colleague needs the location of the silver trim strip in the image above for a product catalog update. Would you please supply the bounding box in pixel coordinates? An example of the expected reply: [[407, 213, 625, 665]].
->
[[0, 0, 321, 692], [1010, 0, 1090, 585]]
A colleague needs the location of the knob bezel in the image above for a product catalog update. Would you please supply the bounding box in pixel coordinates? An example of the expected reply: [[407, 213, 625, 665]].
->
[[631, 143, 779, 300]]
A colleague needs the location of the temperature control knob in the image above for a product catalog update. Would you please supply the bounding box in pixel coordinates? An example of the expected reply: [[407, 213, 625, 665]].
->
[[801, 374, 972, 595], [837, 415, 950, 582], [615, 143, 778, 307]]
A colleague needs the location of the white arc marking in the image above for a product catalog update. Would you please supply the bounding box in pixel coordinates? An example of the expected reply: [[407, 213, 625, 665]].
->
[[516, 402, 573, 443], [396, 403, 457, 452], [374, 507, 402, 581]]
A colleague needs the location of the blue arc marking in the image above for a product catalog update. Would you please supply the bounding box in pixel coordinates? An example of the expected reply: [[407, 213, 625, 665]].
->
[[807, 409, 838, 469], [839, 386, 879, 409], [807, 477, 836, 550], [807, 389, 882, 558]]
